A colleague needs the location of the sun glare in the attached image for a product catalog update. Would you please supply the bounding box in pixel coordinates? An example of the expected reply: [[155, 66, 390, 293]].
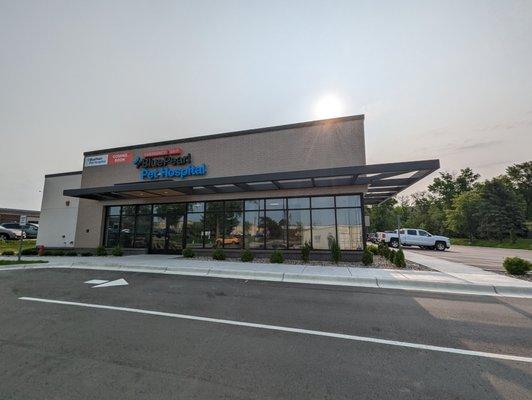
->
[[314, 95, 345, 119]]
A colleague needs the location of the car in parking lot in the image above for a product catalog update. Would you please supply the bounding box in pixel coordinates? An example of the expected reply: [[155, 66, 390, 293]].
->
[[0, 226, 26, 240], [379, 228, 451, 251], [1, 223, 38, 239]]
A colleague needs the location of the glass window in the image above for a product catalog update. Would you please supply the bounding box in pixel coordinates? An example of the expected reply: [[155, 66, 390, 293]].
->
[[245, 199, 264, 211], [165, 203, 186, 214], [288, 209, 311, 249], [134, 215, 151, 248], [311, 209, 336, 249], [187, 202, 204, 213], [153, 204, 171, 215], [244, 210, 264, 249], [108, 206, 121, 216], [122, 205, 136, 216], [225, 200, 243, 212], [151, 215, 166, 250], [186, 212, 204, 248], [265, 198, 285, 210], [287, 197, 310, 209], [119, 215, 135, 248], [137, 204, 152, 215], [419, 230, 429, 237], [335, 195, 361, 208], [205, 201, 224, 212], [336, 208, 363, 250], [265, 210, 287, 249], [224, 210, 243, 248], [204, 212, 224, 248], [407, 229, 417, 235], [311, 196, 335, 208], [105, 216, 120, 247]]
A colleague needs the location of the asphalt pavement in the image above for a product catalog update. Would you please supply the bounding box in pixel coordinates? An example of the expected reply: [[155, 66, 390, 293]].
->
[[407, 245, 532, 272], [0, 268, 531, 399]]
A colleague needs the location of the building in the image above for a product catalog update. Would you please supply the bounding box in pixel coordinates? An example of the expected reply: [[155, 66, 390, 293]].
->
[[0, 208, 40, 225], [37, 115, 439, 259]]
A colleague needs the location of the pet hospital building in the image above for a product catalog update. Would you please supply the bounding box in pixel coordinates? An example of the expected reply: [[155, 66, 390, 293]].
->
[[37, 115, 439, 260]]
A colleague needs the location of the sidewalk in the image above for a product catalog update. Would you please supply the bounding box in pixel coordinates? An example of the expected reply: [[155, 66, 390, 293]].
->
[[2, 253, 531, 298]]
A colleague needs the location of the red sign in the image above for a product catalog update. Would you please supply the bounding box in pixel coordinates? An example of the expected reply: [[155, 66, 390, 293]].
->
[[143, 147, 183, 158], [109, 151, 133, 165]]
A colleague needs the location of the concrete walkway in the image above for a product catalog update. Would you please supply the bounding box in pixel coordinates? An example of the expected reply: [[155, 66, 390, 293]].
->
[[2, 253, 531, 298]]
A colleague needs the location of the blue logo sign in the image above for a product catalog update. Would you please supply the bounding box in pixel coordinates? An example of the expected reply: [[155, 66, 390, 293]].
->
[[140, 164, 207, 180]]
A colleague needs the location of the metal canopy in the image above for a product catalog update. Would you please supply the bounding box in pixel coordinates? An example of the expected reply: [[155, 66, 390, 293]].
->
[[63, 159, 439, 205]]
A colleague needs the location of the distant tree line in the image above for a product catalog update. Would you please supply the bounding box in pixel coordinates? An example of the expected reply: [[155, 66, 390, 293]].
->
[[368, 161, 531, 242]]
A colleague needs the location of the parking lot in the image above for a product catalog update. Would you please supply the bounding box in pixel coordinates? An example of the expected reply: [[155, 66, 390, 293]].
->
[[1, 267, 531, 399], [407, 245, 532, 273]]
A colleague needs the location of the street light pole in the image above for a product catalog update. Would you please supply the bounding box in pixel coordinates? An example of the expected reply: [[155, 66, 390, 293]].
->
[[397, 215, 402, 250]]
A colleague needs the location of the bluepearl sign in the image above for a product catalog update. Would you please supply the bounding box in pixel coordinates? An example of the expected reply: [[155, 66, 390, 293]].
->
[[133, 147, 207, 181]]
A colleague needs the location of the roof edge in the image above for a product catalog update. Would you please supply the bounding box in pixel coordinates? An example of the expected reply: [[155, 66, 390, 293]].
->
[[45, 171, 83, 178], [83, 114, 365, 156]]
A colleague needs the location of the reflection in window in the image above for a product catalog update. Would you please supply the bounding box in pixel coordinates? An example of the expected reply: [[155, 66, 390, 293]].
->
[[245, 199, 264, 211], [105, 216, 120, 247], [287, 197, 309, 209], [265, 198, 285, 210], [224, 211, 243, 248], [137, 204, 152, 215], [335, 195, 361, 208], [108, 206, 121, 216], [151, 215, 166, 250], [122, 205, 136, 217], [244, 211, 264, 249], [265, 210, 287, 249], [288, 209, 311, 249], [186, 213, 203, 248], [187, 202, 204, 213], [311, 209, 336, 249], [134, 215, 151, 248], [205, 201, 224, 212], [204, 212, 224, 248], [119, 215, 135, 248], [336, 208, 363, 250], [311, 196, 335, 208]]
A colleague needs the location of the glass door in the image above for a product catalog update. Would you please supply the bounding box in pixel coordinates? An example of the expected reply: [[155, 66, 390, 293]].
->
[[150, 204, 186, 254], [167, 210, 185, 253], [150, 215, 167, 253]]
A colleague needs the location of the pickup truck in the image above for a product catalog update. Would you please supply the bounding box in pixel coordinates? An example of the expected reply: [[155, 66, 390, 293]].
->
[[379, 229, 451, 251]]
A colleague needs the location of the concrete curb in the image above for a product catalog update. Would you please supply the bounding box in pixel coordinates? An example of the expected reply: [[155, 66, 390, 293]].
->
[[2, 262, 531, 298]]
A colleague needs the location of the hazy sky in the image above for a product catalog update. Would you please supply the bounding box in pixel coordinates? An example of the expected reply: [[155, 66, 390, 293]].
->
[[1, 0, 531, 210]]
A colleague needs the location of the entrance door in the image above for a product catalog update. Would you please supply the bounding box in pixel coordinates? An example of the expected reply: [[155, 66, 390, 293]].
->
[[150, 205, 186, 254]]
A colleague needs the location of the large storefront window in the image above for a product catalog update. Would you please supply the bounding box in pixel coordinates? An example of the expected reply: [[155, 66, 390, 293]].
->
[[102, 194, 364, 252]]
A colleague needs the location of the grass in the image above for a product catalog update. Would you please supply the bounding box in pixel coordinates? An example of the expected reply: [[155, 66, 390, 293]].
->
[[0, 259, 48, 266], [0, 239, 37, 255], [450, 237, 531, 250]]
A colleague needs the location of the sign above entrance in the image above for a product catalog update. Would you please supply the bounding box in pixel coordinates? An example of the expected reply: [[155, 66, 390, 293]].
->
[[133, 148, 207, 181], [85, 151, 133, 167]]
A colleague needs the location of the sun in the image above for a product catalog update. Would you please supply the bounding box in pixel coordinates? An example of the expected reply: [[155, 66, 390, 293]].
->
[[314, 95, 345, 119]]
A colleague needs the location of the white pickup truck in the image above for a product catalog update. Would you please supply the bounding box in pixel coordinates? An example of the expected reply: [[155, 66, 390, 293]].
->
[[378, 229, 451, 251]]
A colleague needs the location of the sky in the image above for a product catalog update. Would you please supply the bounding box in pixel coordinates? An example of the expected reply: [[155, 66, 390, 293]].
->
[[1, 0, 531, 210]]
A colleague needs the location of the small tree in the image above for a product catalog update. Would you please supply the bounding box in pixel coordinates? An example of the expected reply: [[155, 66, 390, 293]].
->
[[361, 249, 373, 265], [111, 246, 123, 256], [330, 239, 341, 264], [95, 246, 107, 256], [446, 190, 482, 243], [182, 248, 195, 258], [240, 250, 254, 262], [394, 249, 406, 268], [301, 241, 312, 263], [212, 249, 226, 260], [270, 251, 284, 263]]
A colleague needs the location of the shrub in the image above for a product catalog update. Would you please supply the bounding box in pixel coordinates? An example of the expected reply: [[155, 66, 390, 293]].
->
[[367, 245, 379, 255], [20, 248, 38, 256], [65, 251, 78, 256], [81, 252, 93, 257], [42, 250, 54, 256], [53, 250, 65, 256], [330, 239, 341, 264], [388, 249, 396, 263], [95, 246, 107, 256], [182, 248, 195, 258], [212, 249, 226, 260], [240, 249, 254, 262], [2, 250, 15, 256], [503, 257, 531, 275], [301, 241, 312, 263], [270, 250, 284, 264], [111, 246, 123, 256], [377, 242, 390, 258], [361, 249, 373, 265], [394, 249, 406, 268]]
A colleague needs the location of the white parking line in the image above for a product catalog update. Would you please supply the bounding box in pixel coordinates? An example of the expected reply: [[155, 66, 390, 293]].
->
[[19, 296, 532, 364]]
